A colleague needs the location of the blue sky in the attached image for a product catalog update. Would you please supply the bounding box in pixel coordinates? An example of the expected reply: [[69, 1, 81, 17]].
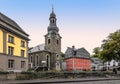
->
[[0, 0, 120, 54]]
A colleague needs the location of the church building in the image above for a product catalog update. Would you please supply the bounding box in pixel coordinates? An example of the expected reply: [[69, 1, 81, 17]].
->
[[28, 8, 62, 71]]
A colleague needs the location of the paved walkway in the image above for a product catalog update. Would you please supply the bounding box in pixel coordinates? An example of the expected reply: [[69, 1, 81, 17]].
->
[[1, 77, 120, 84]]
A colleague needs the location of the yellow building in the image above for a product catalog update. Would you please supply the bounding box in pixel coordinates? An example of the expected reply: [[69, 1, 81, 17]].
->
[[0, 12, 29, 72]]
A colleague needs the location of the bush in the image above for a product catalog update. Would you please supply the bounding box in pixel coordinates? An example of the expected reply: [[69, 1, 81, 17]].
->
[[16, 72, 38, 80], [0, 71, 8, 74]]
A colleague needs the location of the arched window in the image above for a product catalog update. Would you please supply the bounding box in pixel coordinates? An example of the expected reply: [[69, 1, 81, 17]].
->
[[56, 54, 60, 60], [46, 55, 50, 69], [36, 56, 39, 66], [57, 39, 59, 44], [30, 55, 33, 63], [52, 19, 54, 23], [51, 18, 55, 23], [48, 39, 50, 44]]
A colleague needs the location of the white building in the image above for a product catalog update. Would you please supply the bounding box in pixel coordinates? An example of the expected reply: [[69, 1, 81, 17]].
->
[[91, 58, 103, 71], [104, 60, 120, 70]]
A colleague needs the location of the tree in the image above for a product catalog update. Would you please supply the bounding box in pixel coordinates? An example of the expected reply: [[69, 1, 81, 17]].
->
[[61, 52, 65, 61], [92, 47, 101, 58], [100, 30, 120, 61], [92, 30, 120, 61]]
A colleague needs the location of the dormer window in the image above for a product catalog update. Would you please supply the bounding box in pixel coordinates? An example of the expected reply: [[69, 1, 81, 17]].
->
[[73, 50, 77, 56]]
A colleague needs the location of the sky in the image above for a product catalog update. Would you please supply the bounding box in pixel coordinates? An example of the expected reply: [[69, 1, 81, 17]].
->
[[0, 0, 120, 54]]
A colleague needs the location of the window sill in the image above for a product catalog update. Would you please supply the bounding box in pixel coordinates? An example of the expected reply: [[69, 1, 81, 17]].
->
[[8, 42, 15, 45]]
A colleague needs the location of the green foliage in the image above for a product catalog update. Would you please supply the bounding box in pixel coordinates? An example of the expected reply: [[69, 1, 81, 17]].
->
[[92, 30, 120, 61], [16, 72, 38, 80], [61, 52, 65, 61], [0, 71, 8, 74], [92, 47, 101, 58], [101, 30, 120, 61]]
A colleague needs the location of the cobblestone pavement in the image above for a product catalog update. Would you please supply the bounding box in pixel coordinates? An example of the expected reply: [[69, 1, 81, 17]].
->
[[51, 80, 120, 84]]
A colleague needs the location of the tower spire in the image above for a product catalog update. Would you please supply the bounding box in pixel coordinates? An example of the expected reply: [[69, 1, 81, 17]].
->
[[47, 4, 59, 33], [52, 4, 54, 13]]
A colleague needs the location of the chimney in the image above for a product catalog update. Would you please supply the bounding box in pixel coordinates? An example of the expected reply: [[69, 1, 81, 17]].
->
[[72, 45, 75, 49]]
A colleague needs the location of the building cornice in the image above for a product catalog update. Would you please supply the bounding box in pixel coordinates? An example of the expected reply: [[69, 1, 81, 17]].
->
[[65, 57, 91, 60], [0, 24, 30, 41], [0, 53, 28, 59]]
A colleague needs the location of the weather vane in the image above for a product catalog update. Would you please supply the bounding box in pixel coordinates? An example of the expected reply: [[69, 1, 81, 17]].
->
[[52, 0, 54, 12]]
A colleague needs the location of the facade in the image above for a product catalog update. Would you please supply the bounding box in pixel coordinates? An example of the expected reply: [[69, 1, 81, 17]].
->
[[28, 8, 62, 71], [0, 12, 29, 72], [91, 57, 103, 71], [65, 46, 91, 71]]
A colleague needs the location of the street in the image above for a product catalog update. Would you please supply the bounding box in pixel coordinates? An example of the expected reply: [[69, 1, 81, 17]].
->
[[1, 78, 120, 84], [51, 80, 120, 84]]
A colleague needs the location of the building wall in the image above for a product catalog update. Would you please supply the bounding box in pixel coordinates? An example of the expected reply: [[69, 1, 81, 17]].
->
[[0, 31, 28, 72], [7, 55, 28, 72], [45, 34, 61, 71], [0, 54, 7, 71], [28, 51, 60, 71], [6, 33, 27, 57], [0, 54, 28, 72], [66, 58, 91, 70], [45, 35, 61, 53], [29, 51, 50, 67], [0, 29, 3, 53]]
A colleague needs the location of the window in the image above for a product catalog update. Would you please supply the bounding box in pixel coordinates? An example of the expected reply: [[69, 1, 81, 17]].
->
[[73, 50, 77, 56], [21, 50, 25, 57], [52, 19, 54, 23], [57, 39, 59, 44], [8, 46, 14, 55], [35, 55, 39, 66], [8, 59, 14, 69], [48, 39, 50, 44], [8, 35, 14, 43], [21, 61, 25, 68], [56, 54, 59, 59], [118, 63, 120, 66], [36, 56, 39, 66], [46, 55, 50, 67], [51, 18, 55, 23], [21, 40, 25, 47], [30, 55, 33, 63]]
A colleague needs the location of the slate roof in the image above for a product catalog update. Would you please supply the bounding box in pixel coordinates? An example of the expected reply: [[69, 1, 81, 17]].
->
[[0, 12, 28, 35], [91, 58, 103, 64], [28, 44, 47, 53], [65, 47, 90, 59]]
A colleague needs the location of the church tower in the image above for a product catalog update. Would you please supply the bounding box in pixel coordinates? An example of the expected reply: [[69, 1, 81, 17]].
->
[[45, 7, 62, 71]]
